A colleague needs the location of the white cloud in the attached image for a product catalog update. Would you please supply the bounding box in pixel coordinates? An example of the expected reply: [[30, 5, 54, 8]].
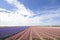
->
[[0, 0, 60, 26], [33, 9, 60, 26], [5, 0, 34, 16], [0, 0, 34, 26], [0, 8, 33, 26]]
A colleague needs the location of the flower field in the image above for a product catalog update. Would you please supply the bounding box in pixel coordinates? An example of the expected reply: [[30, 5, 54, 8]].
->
[[0, 26, 60, 40]]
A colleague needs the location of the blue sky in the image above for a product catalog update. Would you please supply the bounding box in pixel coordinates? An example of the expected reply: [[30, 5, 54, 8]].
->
[[0, 0, 60, 26], [19, 0, 60, 11], [0, 0, 17, 11], [1, 0, 60, 11]]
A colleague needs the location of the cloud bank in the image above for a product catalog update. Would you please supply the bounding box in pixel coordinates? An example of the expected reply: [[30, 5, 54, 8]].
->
[[0, 0, 60, 26]]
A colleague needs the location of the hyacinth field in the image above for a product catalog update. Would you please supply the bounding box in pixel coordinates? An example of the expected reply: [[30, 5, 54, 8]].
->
[[0, 26, 60, 40]]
